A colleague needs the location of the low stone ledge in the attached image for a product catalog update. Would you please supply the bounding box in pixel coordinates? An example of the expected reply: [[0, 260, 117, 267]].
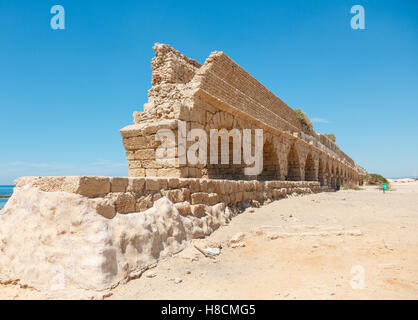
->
[[14, 176, 110, 197], [120, 119, 178, 138], [13, 176, 321, 218], [15, 176, 320, 195], [110, 177, 128, 193]]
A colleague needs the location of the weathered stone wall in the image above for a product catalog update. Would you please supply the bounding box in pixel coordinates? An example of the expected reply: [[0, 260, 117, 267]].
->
[[13, 176, 322, 218], [121, 43, 359, 187], [0, 44, 360, 297], [0, 176, 320, 295]]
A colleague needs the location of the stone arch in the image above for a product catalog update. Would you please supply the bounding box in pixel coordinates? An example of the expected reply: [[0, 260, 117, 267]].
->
[[329, 162, 336, 188], [335, 165, 342, 189], [304, 153, 316, 181], [331, 177, 336, 189], [318, 159, 325, 186], [206, 112, 245, 179], [335, 166, 340, 185], [259, 141, 281, 180], [286, 145, 301, 181], [323, 161, 330, 187], [338, 176, 343, 188]]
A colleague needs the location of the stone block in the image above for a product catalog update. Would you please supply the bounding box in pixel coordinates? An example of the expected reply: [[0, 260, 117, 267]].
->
[[145, 135, 162, 148], [222, 194, 230, 204], [187, 167, 202, 178], [208, 193, 219, 206], [126, 151, 135, 160], [244, 191, 253, 201], [75, 177, 110, 197], [207, 180, 216, 193], [126, 177, 145, 194], [255, 181, 263, 191], [135, 194, 153, 212], [232, 192, 239, 204], [113, 193, 136, 214], [188, 179, 200, 192], [120, 124, 144, 138], [224, 181, 233, 194], [128, 168, 146, 177], [145, 169, 158, 177], [93, 198, 116, 219], [199, 179, 208, 192], [231, 182, 239, 193], [157, 168, 183, 178], [136, 160, 161, 169], [122, 136, 148, 150], [175, 201, 192, 215], [142, 119, 178, 135], [153, 192, 162, 201], [264, 181, 274, 190], [191, 204, 206, 217], [168, 178, 180, 188], [215, 180, 225, 194], [191, 192, 209, 205], [180, 188, 191, 202], [110, 177, 128, 193], [161, 189, 188, 203], [134, 149, 156, 160], [146, 178, 161, 191], [238, 181, 245, 192]]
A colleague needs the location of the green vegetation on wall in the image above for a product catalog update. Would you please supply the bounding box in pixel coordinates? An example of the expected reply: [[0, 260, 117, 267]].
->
[[324, 133, 336, 143], [294, 109, 313, 130]]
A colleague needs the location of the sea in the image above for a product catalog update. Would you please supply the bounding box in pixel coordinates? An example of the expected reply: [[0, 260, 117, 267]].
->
[[0, 185, 14, 209]]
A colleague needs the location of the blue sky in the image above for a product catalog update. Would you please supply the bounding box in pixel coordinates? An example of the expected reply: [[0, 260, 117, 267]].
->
[[1, 0, 417, 184]]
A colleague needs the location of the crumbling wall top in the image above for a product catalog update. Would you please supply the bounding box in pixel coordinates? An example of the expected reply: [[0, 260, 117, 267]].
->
[[133, 43, 358, 171], [151, 43, 201, 85]]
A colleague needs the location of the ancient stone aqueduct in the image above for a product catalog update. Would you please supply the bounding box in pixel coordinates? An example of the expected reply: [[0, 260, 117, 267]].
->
[[121, 43, 359, 187], [0, 44, 360, 294]]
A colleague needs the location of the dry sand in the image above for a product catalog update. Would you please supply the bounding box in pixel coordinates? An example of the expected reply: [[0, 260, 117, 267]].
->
[[1, 180, 418, 300]]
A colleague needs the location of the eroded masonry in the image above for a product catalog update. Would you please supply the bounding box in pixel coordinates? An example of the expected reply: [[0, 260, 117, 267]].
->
[[0, 44, 360, 296], [121, 43, 359, 187]]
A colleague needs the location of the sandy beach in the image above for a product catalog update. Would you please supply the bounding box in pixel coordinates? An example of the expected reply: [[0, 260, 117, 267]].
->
[[1, 180, 417, 300]]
